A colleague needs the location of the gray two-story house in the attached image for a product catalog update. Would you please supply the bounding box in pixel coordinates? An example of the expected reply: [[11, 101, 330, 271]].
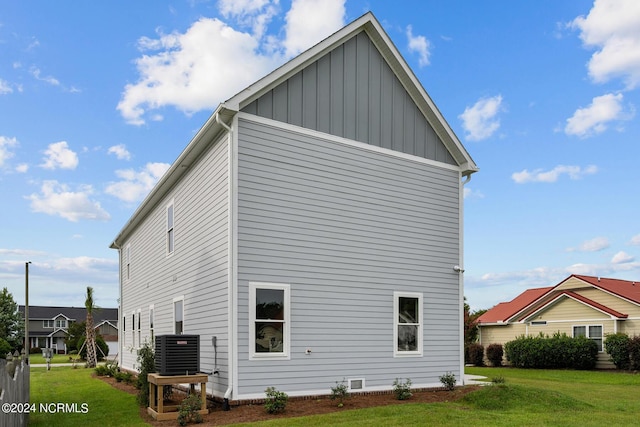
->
[[110, 12, 478, 401], [20, 305, 118, 355]]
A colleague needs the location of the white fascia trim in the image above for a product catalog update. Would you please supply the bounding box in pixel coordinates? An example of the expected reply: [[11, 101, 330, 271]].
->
[[237, 112, 462, 174]]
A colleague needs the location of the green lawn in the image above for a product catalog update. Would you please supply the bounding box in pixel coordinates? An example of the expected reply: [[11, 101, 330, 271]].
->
[[28, 353, 80, 365], [29, 367, 148, 427], [29, 366, 640, 426]]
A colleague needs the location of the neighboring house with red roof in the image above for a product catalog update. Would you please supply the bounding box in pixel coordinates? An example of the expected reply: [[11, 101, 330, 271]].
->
[[477, 275, 640, 368]]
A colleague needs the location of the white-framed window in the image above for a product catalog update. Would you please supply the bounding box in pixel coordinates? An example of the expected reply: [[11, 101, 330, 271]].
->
[[122, 314, 126, 346], [173, 296, 184, 335], [125, 244, 131, 280], [573, 324, 603, 351], [249, 282, 290, 359], [394, 292, 423, 356], [348, 378, 365, 391], [149, 305, 155, 344], [43, 320, 54, 328], [137, 308, 141, 347], [55, 319, 67, 329], [166, 201, 175, 256], [131, 311, 136, 348]]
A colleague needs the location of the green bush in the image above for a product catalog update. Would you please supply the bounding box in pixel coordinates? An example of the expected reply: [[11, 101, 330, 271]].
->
[[177, 393, 203, 426], [78, 335, 109, 361], [605, 332, 631, 369], [504, 333, 597, 369], [486, 343, 504, 367], [0, 337, 11, 358], [629, 336, 640, 370], [439, 372, 456, 391], [135, 341, 155, 406], [264, 387, 288, 414], [466, 343, 484, 366], [330, 379, 349, 407], [392, 378, 412, 400]]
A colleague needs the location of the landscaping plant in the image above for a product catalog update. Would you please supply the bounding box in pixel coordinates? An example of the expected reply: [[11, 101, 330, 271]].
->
[[135, 341, 155, 406], [330, 379, 350, 407], [439, 372, 456, 391], [486, 343, 504, 367], [392, 378, 412, 400], [264, 386, 288, 414], [177, 393, 204, 426]]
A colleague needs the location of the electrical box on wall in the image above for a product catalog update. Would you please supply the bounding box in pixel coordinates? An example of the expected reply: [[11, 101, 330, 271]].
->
[[155, 334, 200, 376]]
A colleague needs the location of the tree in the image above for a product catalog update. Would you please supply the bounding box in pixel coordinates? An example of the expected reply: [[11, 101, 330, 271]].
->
[[84, 286, 98, 368], [0, 287, 24, 352], [464, 297, 486, 345], [65, 321, 86, 353]]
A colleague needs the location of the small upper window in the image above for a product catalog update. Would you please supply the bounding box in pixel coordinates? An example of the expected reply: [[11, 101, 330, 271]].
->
[[125, 244, 131, 280], [55, 319, 67, 329], [394, 292, 423, 356], [174, 297, 184, 335], [149, 305, 155, 344], [43, 320, 54, 328], [167, 202, 175, 255]]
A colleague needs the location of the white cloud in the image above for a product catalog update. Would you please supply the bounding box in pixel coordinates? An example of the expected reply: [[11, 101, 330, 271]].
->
[[0, 78, 13, 94], [283, 0, 346, 57], [27, 180, 110, 222], [406, 25, 431, 67], [612, 251, 635, 264], [0, 136, 18, 168], [218, 0, 279, 38], [15, 163, 28, 173], [630, 234, 640, 245], [566, 236, 610, 253], [40, 141, 79, 170], [105, 162, 170, 203], [511, 164, 598, 184], [564, 93, 631, 137], [459, 95, 503, 141], [117, 17, 285, 125], [29, 66, 60, 86], [571, 0, 640, 89], [463, 187, 484, 199], [107, 144, 131, 161]]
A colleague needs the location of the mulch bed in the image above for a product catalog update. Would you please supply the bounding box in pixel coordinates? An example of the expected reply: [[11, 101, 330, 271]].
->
[[97, 374, 480, 426]]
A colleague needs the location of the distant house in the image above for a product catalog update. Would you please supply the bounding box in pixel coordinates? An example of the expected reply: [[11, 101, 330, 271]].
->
[[19, 305, 119, 356], [110, 12, 478, 401], [477, 274, 640, 368]]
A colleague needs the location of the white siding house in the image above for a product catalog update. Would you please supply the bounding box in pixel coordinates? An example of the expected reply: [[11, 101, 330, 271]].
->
[[110, 12, 478, 401]]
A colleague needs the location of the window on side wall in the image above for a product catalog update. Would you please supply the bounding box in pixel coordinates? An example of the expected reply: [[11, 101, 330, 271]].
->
[[125, 244, 131, 280], [573, 325, 603, 351], [174, 297, 184, 335], [137, 308, 141, 347], [149, 305, 155, 344], [394, 292, 423, 356], [166, 201, 175, 256], [249, 283, 290, 359], [43, 320, 54, 328]]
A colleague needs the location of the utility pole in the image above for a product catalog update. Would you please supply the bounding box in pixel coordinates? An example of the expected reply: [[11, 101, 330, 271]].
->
[[25, 261, 31, 363]]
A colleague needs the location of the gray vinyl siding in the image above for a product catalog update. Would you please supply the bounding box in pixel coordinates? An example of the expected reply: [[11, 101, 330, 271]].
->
[[242, 32, 456, 167], [119, 135, 230, 397], [235, 117, 461, 397]]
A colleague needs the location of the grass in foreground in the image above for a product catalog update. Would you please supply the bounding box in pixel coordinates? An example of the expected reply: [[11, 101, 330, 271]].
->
[[29, 366, 148, 427]]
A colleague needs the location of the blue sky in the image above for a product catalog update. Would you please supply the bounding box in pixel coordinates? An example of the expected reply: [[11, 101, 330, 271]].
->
[[1, 0, 639, 312]]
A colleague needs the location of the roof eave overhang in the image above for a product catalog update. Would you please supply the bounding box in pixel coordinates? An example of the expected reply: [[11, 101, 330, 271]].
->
[[110, 105, 234, 249]]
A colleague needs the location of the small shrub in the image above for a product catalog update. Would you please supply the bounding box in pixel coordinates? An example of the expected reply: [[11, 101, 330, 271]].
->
[[486, 343, 504, 367], [392, 378, 412, 400], [264, 387, 288, 414], [439, 372, 456, 391], [30, 347, 42, 354], [135, 341, 156, 406], [466, 343, 484, 366], [330, 379, 349, 407], [95, 365, 108, 376], [605, 333, 630, 369], [177, 393, 203, 426]]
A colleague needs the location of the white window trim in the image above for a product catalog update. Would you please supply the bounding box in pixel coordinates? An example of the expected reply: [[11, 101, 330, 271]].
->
[[173, 296, 184, 335], [249, 282, 290, 360], [393, 291, 423, 357], [43, 320, 54, 328], [166, 200, 175, 257], [131, 311, 136, 348], [137, 308, 142, 348], [348, 378, 365, 391], [149, 304, 155, 345], [573, 324, 604, 352], [125, 244, 131, 281]]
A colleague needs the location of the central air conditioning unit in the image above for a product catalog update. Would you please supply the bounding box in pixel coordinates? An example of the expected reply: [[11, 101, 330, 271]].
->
[[155, 334, 200, 376]]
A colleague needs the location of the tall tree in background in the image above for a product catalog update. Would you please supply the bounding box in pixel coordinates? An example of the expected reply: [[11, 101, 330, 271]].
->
[[84, 286, 98, 368], [0, 287, 24, 352], [464, 297, 486, 345]]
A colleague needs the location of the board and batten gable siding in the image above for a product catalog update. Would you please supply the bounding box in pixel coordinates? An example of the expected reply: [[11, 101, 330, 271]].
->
[[241, 31, 455, 167], [234, 115, 462, 398], [119, 134, 231, 397]]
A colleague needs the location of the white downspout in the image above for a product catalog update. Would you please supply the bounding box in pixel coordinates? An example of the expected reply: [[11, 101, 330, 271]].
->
[[459, 173, 471, 385], [216, 112, 235, 408], [111, 241, 123, 368]]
